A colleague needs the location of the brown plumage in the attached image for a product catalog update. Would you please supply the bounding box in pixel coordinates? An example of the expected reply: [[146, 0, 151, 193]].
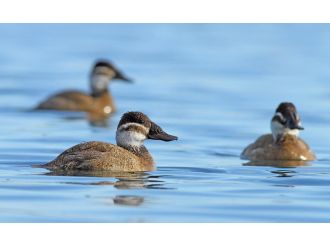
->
[[41, 141, 154, 172], [35, 60, 132, 116], [241, 134, 316, 161], [36, 112, 178, 172], [36, 90, 115, 115]]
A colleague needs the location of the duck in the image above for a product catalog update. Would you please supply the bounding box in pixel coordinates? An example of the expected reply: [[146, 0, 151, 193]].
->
[[241, 102, 316, 161], [37, 111, 178, 172], [35, 59, 132, 116]]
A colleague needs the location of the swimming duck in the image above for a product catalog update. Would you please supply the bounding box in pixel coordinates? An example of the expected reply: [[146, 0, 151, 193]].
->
[[36, 60, 132, 115], [38, 111, 178, 172], [241, 102, 316, 161]]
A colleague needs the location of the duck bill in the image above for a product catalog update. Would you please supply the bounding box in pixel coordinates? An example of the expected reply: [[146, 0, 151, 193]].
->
[[288, 112, 304, 130], [290, 123, 304, 130], [147, 122, 178, 142], [115, 71, 133, 82]]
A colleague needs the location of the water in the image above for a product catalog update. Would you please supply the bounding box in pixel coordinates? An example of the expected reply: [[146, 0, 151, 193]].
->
[[1, 24, 330, 222]]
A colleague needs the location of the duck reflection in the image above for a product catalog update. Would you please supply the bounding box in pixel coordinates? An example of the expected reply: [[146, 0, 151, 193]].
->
[[270, 169, 297, 188], [42, 170, 168, 190], [242, 160, 311, 168], [40, 170, 170, 207], [271, 170, 296, 178], [87, 112, 110, 127], [59, 111, 110, 127], [113, 195, 144, 206]]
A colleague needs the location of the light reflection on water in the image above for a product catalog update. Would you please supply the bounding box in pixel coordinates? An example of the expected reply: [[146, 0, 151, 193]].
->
[[0, 24, 330, 222]]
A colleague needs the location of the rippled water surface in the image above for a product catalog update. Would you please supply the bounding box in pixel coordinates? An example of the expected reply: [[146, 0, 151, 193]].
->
[[1, 24, 330, 222]]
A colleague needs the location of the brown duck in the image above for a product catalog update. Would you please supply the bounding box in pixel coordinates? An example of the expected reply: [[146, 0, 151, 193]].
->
[[36, 60, 132, 116], [241, 102, 316, 161], [37, 111, 178, 172]]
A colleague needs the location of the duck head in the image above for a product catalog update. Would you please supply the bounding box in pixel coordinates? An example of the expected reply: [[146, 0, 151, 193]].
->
[[90, 60, 132, 96], [271, 102, 304, 143], [116, 111, 178, 148]]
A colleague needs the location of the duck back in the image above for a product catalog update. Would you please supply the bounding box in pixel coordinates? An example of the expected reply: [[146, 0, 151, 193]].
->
[[241, 134, 316, 161], [36, 90, 115, 114], [41, 141, 154, 172]]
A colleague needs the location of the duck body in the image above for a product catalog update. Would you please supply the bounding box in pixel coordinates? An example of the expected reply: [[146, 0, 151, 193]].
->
[[35, 60, 131, 115], [241, 134, 316, 161], [241, 102, 316, 162], [36, 90, 115, 115], [37, 111, 178, 172], [42, 141, 154, 172]]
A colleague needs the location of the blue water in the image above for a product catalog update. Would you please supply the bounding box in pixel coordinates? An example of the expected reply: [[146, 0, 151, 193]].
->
[[1, 24, 330, 222]]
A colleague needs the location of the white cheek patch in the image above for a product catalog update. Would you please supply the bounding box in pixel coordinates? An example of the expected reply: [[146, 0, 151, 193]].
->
[[271, 120, 284, 139], [91, 74, 110, 92], [116, 130, 146, 147], [116, 123, 148, 147]]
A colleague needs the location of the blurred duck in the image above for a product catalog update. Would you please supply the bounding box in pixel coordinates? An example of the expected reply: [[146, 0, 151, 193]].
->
[[37, 111, 178, 172], [241, 102, 316, 161], [36, 60, 132, 115]]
